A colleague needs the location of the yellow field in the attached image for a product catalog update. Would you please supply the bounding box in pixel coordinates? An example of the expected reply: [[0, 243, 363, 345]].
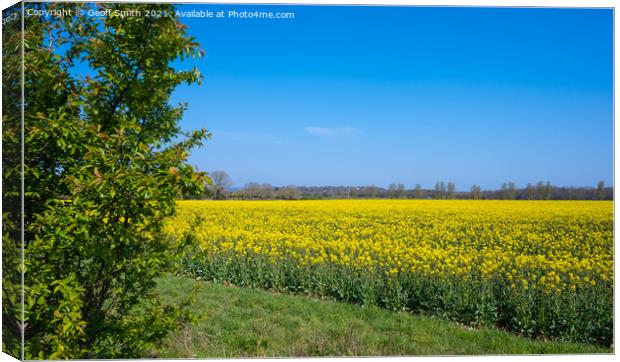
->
[[167, 199, 613, 344]]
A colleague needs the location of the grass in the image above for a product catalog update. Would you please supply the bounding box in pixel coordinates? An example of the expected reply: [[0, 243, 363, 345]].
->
[[151, 275, 610, 357]]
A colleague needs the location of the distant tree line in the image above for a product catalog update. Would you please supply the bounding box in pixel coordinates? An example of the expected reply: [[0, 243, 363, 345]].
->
[[187, 172, 613, 201]]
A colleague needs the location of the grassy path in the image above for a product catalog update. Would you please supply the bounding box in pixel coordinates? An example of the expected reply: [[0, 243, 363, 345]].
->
[[153, 275, 610, 357]]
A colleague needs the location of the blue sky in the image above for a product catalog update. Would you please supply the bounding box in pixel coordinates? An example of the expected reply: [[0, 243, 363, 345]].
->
[[170, 5, 613, 190]]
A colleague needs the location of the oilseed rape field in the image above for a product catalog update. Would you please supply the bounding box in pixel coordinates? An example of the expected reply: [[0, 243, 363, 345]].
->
[[166, 200, 613, 346]]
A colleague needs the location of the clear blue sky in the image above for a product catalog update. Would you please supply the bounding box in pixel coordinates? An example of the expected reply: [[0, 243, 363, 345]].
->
[[170, 5, 613, 190]]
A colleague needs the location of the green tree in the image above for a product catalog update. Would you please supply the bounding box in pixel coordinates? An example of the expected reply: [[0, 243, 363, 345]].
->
[[8, 3, 209, 358], [2, 3, 24, 358]]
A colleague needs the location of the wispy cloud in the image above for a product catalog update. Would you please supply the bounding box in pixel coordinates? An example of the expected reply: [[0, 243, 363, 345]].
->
[[304, 126, 362, 137]]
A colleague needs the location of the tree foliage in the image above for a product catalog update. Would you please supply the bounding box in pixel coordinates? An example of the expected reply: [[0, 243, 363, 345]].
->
[[2, 3, 24, 358], [3, 3, 209, 358]]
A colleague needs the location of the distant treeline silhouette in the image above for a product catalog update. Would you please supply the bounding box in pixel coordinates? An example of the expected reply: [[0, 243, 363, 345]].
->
[[191, 172, 613, 200]]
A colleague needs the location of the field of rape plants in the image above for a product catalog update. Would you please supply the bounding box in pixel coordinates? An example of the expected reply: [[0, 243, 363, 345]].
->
[[166, 200, 613, 346]]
